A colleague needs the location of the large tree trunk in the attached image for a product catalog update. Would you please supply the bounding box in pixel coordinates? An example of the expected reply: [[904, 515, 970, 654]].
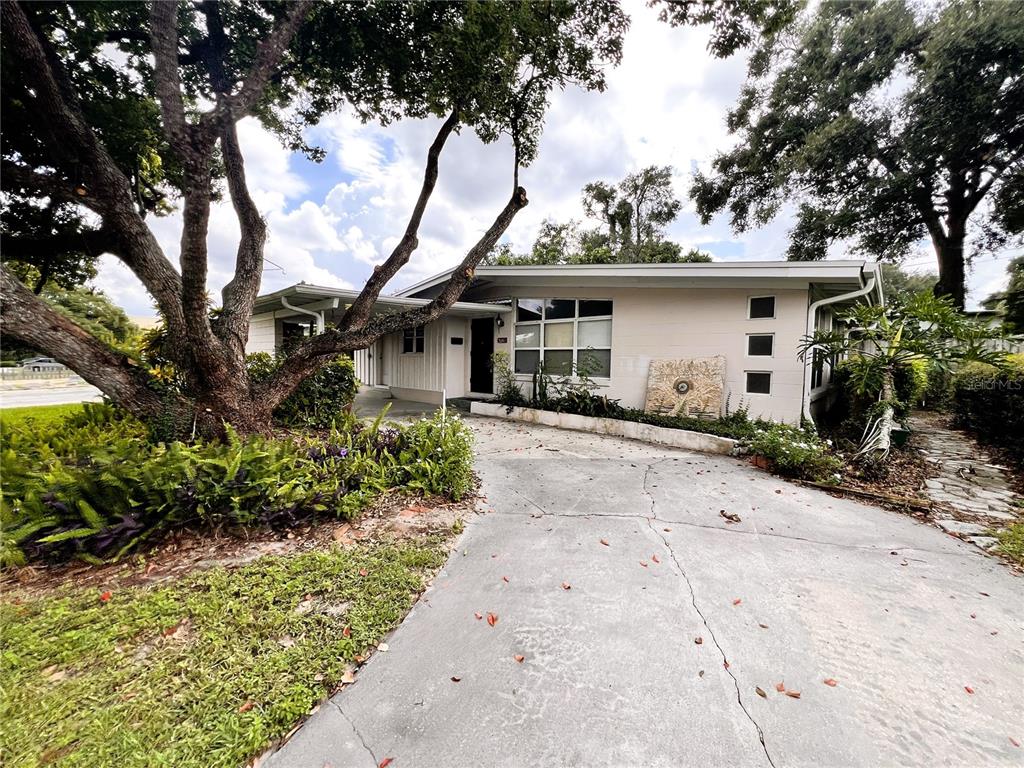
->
[[932, 221, 967, 310]]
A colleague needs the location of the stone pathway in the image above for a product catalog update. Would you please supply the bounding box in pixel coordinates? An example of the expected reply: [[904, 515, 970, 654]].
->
[[909, 410, 1022, 552]]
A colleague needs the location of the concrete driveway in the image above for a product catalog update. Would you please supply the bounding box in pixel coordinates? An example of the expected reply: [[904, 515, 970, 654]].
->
[[267, 417, 1024, 767]]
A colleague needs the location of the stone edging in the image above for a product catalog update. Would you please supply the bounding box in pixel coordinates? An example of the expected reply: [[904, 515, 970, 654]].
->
[[469, 402, 738, 456]]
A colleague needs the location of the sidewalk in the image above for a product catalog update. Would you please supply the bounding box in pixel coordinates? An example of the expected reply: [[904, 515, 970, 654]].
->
[[909, 410, 1022, 551]]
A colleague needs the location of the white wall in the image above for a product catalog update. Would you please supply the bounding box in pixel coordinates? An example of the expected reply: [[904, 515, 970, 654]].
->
[[245, 312, 277, 355], [445, 318, 468, 398], [467, 285, 810, 423]]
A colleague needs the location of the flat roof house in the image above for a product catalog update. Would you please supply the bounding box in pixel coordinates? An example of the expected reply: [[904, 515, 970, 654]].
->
[[247, 260, 884, 424]]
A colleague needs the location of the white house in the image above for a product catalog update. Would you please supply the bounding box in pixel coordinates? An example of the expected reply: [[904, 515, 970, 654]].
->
[[246, 260, 885, 424]]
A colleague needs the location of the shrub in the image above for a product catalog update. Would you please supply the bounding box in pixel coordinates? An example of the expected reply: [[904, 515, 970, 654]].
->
[[0, 409, 472, 566], [747, 423, 844, 482], [952, 354, 1024, 462], [247, 353, 359, 428], [491, 351, 528, 408], [922, 361, 955, 410]]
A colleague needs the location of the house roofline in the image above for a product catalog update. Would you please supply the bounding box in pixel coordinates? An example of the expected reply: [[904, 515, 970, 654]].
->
[[396, 259, 883, 298], [252, 282, 511, 317]]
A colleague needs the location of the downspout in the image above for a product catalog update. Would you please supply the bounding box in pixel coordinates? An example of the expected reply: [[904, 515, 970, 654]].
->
[[281, 297, 332, 334], [801, 272, 877, 425]]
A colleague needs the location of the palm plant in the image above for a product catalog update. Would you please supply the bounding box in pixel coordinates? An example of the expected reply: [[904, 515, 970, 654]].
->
[[800, 292, 1006, 459]]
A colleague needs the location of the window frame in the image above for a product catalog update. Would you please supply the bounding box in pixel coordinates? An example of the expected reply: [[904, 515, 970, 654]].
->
[[745, 333, 775, 358], [512, 298, 613, 379], [747, 295, 776, 320], [401, 324, 426, 355], [744, 370, 773, 396]]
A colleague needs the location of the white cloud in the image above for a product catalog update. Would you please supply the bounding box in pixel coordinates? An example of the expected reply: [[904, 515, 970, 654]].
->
[[94, 2, 1015, 316]]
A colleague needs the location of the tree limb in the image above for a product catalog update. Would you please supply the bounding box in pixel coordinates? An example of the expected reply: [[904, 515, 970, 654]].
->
[[258, 186, 530, 408], [0, 265, 168, 416], [1, 1, 186, 334], [150, 1, 207, 165], [339, 109, 460, 333]]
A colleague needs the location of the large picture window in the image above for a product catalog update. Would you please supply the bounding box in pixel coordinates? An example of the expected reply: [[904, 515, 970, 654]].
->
[[514, 299, 612, 377]]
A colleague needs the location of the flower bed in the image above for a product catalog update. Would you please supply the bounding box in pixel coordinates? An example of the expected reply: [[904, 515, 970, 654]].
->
[[0, 403, 473, 566]]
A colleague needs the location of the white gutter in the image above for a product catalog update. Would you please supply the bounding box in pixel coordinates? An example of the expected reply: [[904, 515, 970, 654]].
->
[[280, 296, 338, 334], [801, 273, 877, 425]]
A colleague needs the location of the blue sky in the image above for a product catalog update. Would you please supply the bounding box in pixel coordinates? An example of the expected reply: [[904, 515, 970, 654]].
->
[[95, 0, 1018, 319]]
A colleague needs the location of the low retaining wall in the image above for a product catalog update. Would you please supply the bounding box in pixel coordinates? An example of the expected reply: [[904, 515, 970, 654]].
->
[[469, 402, 738, 456]]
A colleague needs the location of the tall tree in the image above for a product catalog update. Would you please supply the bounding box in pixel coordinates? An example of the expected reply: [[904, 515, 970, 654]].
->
[[983, 256, 1024, 333], [689, 0, 1024, 309], [0, 0, 628, 435]]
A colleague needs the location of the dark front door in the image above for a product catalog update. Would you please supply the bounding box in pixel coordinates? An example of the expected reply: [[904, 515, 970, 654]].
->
[[470, 318, 494, 394]]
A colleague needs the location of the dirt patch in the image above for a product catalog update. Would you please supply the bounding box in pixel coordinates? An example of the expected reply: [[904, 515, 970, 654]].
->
[[1, 491, 478, 599]]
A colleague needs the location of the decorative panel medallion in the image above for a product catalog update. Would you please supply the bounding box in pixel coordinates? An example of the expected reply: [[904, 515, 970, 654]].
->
[[644, 356, 726, 418]]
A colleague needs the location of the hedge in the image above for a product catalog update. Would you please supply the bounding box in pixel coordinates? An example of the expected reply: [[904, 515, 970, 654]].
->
[[952, 354, 1024, 462]]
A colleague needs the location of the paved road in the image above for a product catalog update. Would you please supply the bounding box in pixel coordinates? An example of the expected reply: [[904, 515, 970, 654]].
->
[[0, 384, 102, 408], [267, 417, 1024, 767]]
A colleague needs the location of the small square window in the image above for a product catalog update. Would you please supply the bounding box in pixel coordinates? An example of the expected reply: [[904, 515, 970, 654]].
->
[[747, 334, 774, 356], [514, 350, 539, 374], [745, 371, 772, 395], [402, 325, 425, 354], [748, 296, 775, 319]]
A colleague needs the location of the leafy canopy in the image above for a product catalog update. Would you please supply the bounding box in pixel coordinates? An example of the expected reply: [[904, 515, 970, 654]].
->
[[690, 0, 1024, 274]]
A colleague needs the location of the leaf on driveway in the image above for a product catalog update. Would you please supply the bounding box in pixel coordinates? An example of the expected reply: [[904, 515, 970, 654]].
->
[[379, 759, 394, 768], [694, 637, 703, 645], [502, 576, 509, 583], [823, 678, 838, 687], [1009, 737, 1020, 748], [964, 686, 974, 694], [561, 582, 571, 590], [732, 598, 742, 606], [775, 682, 785, 692], [758, 623, 769, 629], [600, 538, 609, 546], [720, 510, 742, 524], [487, 613, 498, 627], [723, 660, 730, 670], [474, 612, 483, 620], [639, 560, 648, 568], [651, 554, 661, 564], [514, 654, 525, 663], [451, 676, 461, 683], [784, 690, 801, 699], [755, 687, 767, 698]]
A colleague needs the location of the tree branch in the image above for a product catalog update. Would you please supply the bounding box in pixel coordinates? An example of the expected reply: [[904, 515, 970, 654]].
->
[[258, 186, 530, 408], [1, 1, 186, 335], [339, 109, 460, 333], [1, 228, 120, 263], [150, 1, 207, 165], [0, 265, 168, 416]]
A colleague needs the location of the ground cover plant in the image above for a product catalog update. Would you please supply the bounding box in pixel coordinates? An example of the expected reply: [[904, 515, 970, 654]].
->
[[0, 543, 447, 768], [0, 403, 473, 566], [0, 403, 85, 432]]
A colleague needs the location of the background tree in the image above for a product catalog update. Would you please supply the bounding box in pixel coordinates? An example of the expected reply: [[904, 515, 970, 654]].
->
[[983, 256, 1024, 333], [0, 0, 777, 436], [880, 263, 937, 304], [689, 0, 1024, 309]]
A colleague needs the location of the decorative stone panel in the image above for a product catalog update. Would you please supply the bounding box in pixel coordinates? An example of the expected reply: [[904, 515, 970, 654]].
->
[[644, 356, 726, 418]]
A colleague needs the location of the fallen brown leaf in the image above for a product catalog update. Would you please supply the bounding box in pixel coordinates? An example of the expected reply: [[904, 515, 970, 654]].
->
[[651, 554, 661, 564], [378, 759, 393, 768], [600, 538, 609, 546], [775, 682, 786, 692], [694, 637, 703, 645], [450, 676, 461, 683], [698, 670, 705, 677], [99, 590, 112, 602], [486, 612, 498, 627], [732, 598, 742, 606], [784, 690, 801, 699], [238, 700, 255, 713], [474, 612, 483, 620], [758, 623, 769, 629], [561, 582, 571, 590], [823, 678, 838, 687], [358, 568, 368, 577], [341, 665, 357, 684], [502, 576, 509, 583], [514, 654, 525, 663], [1010, 737, 1021, 748], [342, 626, 351, 638], [639, 560, 648, 568], [723, 660, 730, 670], [755, 687, 767, 698], [964, 686, 974, 694]]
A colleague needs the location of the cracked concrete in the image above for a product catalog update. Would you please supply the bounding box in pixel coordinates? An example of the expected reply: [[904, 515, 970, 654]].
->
[[265, 416, 1024, 767]]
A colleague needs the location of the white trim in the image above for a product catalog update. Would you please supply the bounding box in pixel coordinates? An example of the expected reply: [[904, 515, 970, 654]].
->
[[744, 370, 773, 396], [745, 333, 775, 358], [747, 294, 776, 320]]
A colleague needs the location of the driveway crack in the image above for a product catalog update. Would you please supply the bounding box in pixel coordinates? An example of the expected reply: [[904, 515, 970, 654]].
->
[[331, 699, 378, 767], [643, 460, 776, 768]]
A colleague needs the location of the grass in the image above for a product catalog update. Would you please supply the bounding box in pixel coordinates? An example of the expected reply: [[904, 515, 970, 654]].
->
[[0, 404, 84, 431], [995, 522, 1024, 567], [0, 541, 447, 767]]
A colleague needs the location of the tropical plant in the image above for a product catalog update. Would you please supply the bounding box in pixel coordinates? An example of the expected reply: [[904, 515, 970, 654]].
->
[[800, 293, 1007, 458]]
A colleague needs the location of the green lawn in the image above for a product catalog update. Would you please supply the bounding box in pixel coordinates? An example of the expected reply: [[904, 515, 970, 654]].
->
[[0, 403, 84, 432], [996, 522, 1024, 567], [1, 542, 447, 767]]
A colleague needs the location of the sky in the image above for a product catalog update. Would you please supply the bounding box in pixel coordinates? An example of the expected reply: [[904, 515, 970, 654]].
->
[[95, 0, 1018, 320]]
